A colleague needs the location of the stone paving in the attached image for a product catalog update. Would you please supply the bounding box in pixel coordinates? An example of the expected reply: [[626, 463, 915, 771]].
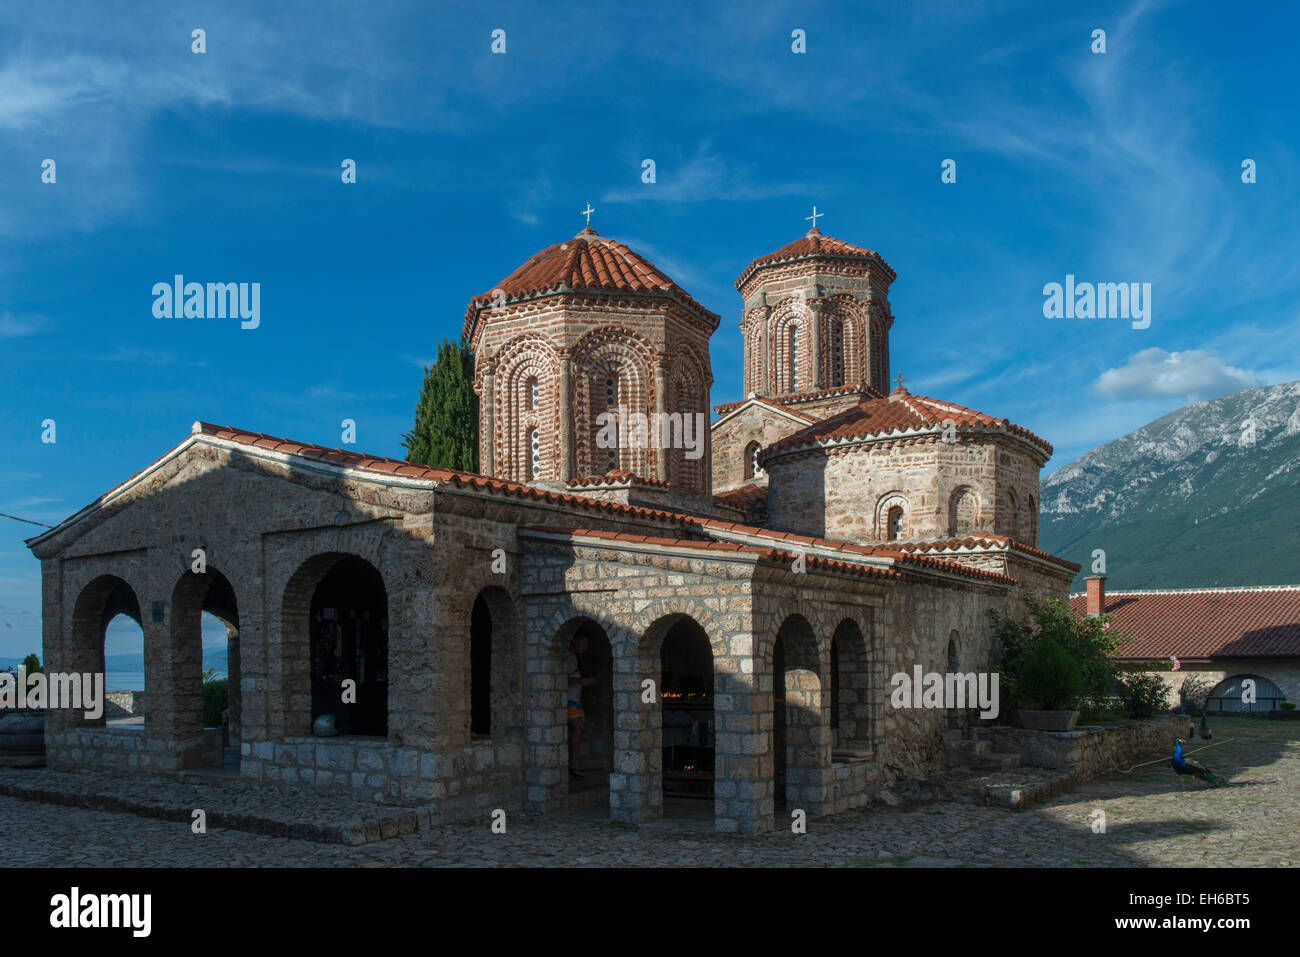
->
[[3, 720, 1294, 867]]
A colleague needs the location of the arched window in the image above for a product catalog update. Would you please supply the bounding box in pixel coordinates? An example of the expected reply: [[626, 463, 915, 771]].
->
[[744, 440, 762, 480], [887, 505, 904, 541], [948, 487, 978, 537], [830, 319, 845, 387], [604, 375, 619, 472], [788, 326, 800, 392], [529, 428, 541, 479]]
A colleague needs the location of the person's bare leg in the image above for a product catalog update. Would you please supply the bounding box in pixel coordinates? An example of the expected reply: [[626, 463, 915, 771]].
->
[[569, 716, 585, 773]]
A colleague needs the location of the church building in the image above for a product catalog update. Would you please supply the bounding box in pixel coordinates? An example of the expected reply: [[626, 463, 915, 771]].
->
[[26, 216, 1079, 834]]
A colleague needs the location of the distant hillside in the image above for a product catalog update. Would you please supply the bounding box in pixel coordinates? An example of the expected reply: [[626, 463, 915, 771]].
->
[[1041, 380, 1300, 590]]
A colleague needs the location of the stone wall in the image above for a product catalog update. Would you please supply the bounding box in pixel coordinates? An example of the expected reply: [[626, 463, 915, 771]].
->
[[1138, 661, 1300, 710], [974, 715, 1193, 780], [764, 433, 1045, 546], [711, 402, 804, 493]]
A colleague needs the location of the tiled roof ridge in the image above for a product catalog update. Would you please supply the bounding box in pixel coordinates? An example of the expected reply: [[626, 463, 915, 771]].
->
[[566, 469, 672, 489], [522, 525, 902, 582], [762, 390, 1053, 459], [714, 381, 885, 416], [30, 420, 1019, 589], [1068, 585, 1300, 597], [897, 534, 1081, 570]]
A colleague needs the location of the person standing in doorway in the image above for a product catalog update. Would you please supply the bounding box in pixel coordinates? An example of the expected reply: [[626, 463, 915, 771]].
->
[[567, 634, 597, 776]]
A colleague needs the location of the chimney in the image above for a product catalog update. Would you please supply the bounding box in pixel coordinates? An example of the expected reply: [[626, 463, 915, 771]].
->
[[1085, 575, 1107, 617]]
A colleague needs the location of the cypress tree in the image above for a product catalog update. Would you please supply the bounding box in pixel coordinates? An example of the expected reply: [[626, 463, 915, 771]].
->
[[402, 337, 479, 472]]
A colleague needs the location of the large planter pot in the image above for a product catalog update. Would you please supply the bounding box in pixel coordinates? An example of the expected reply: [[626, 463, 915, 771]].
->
[[1018, 709, 1080, 732]]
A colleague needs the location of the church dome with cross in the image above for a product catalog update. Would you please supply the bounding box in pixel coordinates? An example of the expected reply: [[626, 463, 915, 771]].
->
[[735, 210, 898, 401], [464, 209, 718, 498]]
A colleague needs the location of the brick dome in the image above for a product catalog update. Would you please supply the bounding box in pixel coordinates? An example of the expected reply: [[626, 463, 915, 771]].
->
[[464, 227, 718, 340]]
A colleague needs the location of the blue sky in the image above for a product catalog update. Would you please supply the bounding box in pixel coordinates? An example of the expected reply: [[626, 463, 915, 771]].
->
[[2, 0, 1299, 658]]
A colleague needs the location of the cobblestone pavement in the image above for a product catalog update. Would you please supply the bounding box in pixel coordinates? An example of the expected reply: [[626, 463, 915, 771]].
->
[[4, 722, 1295, 867]]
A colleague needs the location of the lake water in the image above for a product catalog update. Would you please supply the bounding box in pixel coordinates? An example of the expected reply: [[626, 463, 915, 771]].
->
[[105, 669, 227, 692]]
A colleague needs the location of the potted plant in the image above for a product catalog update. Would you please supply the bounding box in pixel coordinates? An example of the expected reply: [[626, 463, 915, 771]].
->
[[1015, 638, 1083, 731]]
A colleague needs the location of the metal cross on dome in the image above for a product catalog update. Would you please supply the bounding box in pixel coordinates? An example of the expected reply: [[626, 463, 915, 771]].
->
[[581, 203, 597, 227], [805, 205, 824, 229], [895, 372, 906, 390]]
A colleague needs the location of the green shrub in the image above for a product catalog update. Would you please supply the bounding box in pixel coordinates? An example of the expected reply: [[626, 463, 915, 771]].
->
[[990, 597, 1124, 717], [1118, 672, 1170, 718], [1016, 638, 1084, 711], [1281, 701, 1296, 711], [21, 653, 42, 675], [202, 677, 228, 728]]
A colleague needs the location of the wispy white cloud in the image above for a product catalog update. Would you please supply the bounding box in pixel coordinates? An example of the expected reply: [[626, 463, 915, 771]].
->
[[1093, 347, 1259, 402], [0, 311, 47, 338], [602, 146, 810, 205]]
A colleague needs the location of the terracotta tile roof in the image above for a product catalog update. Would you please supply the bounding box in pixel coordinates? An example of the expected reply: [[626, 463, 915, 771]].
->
[[30, 421, 1017, 589], [565, 470, 672, 489], [894, 534, 1081, 571], [463, 227, 718, 338], [523, 526, 902, 582], [714, 381, 885, 417], [735, 228, 897, 290], [763, 387, 1053, 460], [713, 484, 768, 510], [1067, 587, 1300, 660]]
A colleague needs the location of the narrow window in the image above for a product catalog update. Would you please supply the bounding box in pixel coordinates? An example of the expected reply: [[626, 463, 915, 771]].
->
[[529, 428, 540, 479]]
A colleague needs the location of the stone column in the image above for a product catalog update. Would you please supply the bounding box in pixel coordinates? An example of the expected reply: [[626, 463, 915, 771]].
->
[[653, 356, 669, 481], [808, 298, 825, 391], [557, 351, 573, 482], [480, 357, 496, 476]]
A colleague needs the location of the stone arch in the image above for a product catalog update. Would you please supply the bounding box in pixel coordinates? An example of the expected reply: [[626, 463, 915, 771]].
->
[[469, 585, 524, 740], [666, 347, 708, 493], [868, 311, 888, 393], [637, 613, 716, 810], [770, 614, 825, 817], [743, 440, 763, 480], [1005, 487, 1021, 540], [571, 327, 654, 478], [170, 568, 241, 765], [831, 618, 871, 751], [1024, 492, 1038, 545], [69, 575, 144, 730], [493, 334, 560, 483], [552, 616, 615, 791], [282, 553, 389, 738], [826, 295, 865, 387], [875, 491, 908, 541], [770, 298, 812, 394], [948, 486, 979, 537]]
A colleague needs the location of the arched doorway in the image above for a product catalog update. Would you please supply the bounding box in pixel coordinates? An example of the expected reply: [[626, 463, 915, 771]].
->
[[555, 617, 613, 796], [658, 616, 715, 812], [772, 615, 824, 819], [305, 556, 389, 737], [71, 575, 143, 730], [469, 586, 523, 741]]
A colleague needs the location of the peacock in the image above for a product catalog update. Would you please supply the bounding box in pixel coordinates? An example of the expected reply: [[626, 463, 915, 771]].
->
[[1172, 738, 1227, 787]]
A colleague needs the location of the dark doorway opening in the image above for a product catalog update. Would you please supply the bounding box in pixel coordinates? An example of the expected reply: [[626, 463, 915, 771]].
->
[[310, 557, 388, 736], [660, 617, 714, 803], [470, 594, 492, 736]]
